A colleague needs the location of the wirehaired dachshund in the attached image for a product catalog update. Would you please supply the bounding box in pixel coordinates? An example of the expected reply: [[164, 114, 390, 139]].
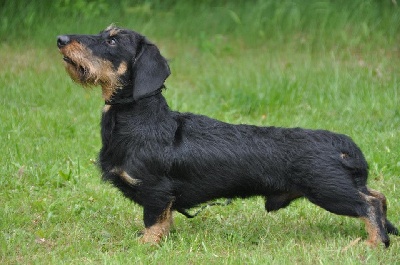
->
[[57, 26, 398, 246]]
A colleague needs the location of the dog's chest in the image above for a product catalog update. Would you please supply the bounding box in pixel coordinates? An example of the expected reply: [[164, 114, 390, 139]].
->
[[99, 108, 175, 171]]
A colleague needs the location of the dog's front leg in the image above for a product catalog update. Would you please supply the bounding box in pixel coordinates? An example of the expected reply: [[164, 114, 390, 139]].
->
[[140, 202, 174, 245]]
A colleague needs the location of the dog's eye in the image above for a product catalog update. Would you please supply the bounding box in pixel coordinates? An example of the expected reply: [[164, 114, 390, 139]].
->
[[106, 38, 117, 46]]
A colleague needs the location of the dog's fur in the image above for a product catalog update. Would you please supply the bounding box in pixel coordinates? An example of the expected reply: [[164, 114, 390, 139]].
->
[[57, 26, 398, 247]]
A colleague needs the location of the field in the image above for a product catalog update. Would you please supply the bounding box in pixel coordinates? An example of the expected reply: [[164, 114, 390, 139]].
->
[[1, 1, 399, 264]]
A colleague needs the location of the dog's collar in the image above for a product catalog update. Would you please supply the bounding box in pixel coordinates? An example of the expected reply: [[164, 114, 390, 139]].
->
[[105, 86, 164, 105]]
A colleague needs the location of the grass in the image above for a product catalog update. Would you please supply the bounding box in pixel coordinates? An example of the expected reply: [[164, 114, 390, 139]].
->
[[1, 0, 399, 264]]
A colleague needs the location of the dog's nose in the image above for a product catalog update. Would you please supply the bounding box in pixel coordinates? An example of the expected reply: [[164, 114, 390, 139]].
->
[[57, 35, 70, 48]]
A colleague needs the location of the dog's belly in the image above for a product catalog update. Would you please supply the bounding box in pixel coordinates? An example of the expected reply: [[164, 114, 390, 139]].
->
[[172, 179, 276, 210], [170, 153, 289, 209]]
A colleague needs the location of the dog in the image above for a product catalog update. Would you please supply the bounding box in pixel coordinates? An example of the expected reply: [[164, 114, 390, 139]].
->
[[57, 25, 398, 247]]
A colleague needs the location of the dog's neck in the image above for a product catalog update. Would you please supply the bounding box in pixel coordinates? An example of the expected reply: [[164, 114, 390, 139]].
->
[[105, 85, 165, 105]]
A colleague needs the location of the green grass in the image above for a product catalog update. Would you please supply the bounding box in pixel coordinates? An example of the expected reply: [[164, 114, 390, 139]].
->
[[1, 1, 399, 264]]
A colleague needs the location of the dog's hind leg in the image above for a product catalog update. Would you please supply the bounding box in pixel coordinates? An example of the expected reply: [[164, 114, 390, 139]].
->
[[359, 192, 391, 247], [365, 188, 399, 236], [302, 181, 390, 247], [140, 201, 174, 245]]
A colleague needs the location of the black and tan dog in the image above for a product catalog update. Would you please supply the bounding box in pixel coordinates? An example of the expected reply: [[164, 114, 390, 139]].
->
[[57, 26, 398, 247]]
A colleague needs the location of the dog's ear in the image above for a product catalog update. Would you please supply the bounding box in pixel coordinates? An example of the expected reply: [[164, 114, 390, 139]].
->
[[132, 39, 170, 100]]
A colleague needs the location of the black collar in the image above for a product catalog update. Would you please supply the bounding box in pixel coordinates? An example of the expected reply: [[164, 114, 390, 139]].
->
[[105, 86, 164, 106]]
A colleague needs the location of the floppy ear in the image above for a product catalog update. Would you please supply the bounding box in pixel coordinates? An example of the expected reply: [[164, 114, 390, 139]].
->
[[132, 39, 170, 100]]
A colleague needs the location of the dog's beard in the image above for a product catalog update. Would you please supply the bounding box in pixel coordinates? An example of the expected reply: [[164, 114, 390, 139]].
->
[[60, 42, 121, 100], [63, 57, 91, 85]]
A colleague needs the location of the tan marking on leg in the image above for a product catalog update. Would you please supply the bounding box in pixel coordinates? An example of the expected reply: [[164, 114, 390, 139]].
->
[[110, 168, 141, 186], [120, 171, 141, 186], [103, 104, 111, 113], [360, 192, 385, 247], [366, 188, 388, 233], [361, 217, 380, 247], [140, 203, 173, 245]]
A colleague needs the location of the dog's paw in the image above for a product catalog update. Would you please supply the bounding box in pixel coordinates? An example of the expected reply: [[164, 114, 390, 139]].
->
[[139, 228, 164, 245], [365, 238, 390, 248]]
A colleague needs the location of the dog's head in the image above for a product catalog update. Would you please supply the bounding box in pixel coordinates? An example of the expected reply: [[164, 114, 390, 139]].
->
[[57, 25, 170, 102]]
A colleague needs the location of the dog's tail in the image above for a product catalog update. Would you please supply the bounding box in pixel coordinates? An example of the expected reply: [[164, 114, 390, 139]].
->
[[336, 135, 369, 189]]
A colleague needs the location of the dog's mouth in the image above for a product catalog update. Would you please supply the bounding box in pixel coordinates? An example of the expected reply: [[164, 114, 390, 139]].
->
[[63, 56, 74, 65], [62, 55, 80, 70], [61, 55, 88, 81]]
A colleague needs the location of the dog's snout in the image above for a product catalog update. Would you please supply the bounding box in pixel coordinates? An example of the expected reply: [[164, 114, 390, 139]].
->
[[57, 35, 70, 48]]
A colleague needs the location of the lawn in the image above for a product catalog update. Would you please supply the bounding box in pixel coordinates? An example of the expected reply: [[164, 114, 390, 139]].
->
[[1, 1, 399, 264]]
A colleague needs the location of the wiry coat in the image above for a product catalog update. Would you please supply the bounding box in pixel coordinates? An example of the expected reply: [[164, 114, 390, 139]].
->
[[100, 96, 368, 214], [57, 26, 398, 246]]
